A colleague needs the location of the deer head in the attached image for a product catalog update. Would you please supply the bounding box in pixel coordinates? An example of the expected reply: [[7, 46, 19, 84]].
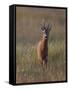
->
[[41, 20, 52, 39]]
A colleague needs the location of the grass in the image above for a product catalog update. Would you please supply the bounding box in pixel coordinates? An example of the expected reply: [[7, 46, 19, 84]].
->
[[16, 7, 66, 83], [16, 30, 66, 83]]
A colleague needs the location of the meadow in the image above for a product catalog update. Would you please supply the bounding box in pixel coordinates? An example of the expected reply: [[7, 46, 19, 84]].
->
[[16, 7, 66, 83]]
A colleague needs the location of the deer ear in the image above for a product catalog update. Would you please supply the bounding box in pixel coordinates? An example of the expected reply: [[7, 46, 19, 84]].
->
[[41, 19, 46, 31], [41, 26, 44, 31], [40, 24, 45, 32]]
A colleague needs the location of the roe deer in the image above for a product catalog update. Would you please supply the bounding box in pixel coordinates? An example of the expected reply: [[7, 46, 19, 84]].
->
[[37, 20, 52, 68]]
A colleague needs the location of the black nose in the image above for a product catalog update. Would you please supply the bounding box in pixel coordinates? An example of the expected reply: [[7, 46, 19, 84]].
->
[[45, 36, 47, 39]]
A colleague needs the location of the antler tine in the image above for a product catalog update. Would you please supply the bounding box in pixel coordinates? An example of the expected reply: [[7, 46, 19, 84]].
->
[[41, 19, 46, 30], [45, 22, 48, 30], [46, 23, 52, 30], [42, 19, 45, 27]]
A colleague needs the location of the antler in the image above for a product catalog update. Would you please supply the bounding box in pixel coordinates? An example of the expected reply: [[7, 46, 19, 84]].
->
[[41, 19, 52, 31], [41, 19, 46, 30], [46, 23, 52, 31]]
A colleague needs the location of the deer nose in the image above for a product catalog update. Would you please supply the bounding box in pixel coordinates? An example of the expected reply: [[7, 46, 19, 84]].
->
[[45, 36, 47, 38], [44, 34, 47, 38]]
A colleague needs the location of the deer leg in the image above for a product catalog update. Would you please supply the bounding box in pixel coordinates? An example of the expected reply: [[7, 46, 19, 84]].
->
[[40, 60, 47, 70], [39, 60, 45, 70], [39, 59, 47, 70], [38, 59, 43, 67], [40, 60, 43, 66]]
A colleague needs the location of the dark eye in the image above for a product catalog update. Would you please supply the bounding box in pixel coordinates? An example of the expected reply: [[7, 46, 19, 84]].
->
[[41, 26, 45, 30]]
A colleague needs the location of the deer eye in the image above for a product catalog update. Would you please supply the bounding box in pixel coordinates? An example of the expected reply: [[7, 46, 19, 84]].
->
[[41, 26, 45, 31]]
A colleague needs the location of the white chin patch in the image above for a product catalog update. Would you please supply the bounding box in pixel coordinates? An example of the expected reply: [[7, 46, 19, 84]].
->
[[44, 34, 47, 37]]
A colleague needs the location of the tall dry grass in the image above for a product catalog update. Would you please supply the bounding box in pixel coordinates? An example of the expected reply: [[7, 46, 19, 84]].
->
[[16, 7, 66, 83]]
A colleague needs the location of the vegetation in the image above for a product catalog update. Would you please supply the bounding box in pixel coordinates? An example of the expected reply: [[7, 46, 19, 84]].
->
[[16, 7, 66, 83]]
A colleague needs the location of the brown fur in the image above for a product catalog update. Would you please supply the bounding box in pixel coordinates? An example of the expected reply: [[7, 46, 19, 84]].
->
[[37, 35, 48, 67]]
